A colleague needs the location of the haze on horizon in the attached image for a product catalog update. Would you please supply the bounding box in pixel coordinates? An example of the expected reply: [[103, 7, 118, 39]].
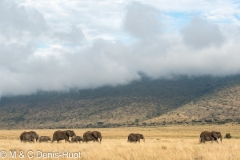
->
[[1, 0, 240, 97]]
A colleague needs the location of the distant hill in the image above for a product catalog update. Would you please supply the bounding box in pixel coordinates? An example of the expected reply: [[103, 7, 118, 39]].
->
[[145, 78, 240, 125], [0, 75, 240, 129]]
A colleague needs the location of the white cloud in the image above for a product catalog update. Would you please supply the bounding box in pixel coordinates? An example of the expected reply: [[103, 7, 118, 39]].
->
[[181, 17, 225, 49], [123, 2, 161, 38], [0, 0, 240, 97], [52, 25, 85, 44], [0, 0, 47, 38]]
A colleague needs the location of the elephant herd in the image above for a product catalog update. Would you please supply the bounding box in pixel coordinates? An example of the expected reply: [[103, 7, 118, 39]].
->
[[19, 130, 223, 144], [20, 130, 102, 143]]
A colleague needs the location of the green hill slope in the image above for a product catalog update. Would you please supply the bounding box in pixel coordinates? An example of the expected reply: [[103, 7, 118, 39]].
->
[[0, 75, 240, 129]]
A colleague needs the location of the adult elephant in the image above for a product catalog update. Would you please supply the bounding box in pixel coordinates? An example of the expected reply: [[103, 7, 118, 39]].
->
[[71, 136, 83, 143], [52, 130, 76, 143], [83, 131, 102, 143], [39, 136, 51, 142], [20, 131, 39, 143], [128, 133, 145, 143], [200, 131, 222, 143]]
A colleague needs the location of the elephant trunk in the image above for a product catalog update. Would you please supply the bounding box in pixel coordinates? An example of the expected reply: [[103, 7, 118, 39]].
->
[[99, 137, 102, 143], [143, 138, 145, 142], [220, 137, 222, 143]]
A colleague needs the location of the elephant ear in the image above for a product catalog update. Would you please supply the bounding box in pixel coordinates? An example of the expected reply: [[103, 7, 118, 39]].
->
[[212, 132, 218, 139], [218, 132, 222, 138], [92, 131, 98, 138], [72, 131, 76, 136], [137, 134, 143, 139], [66, 130, 71, 137], [136, 134, 140, 138]]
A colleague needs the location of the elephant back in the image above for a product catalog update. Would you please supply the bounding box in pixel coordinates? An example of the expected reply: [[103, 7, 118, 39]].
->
[[52, 130, 75, 142], [83, 131, 92, 141], [53, 130, 65, 140]]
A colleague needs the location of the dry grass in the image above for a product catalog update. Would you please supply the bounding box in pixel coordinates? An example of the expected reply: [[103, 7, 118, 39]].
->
[[1, 125, 240, 160]]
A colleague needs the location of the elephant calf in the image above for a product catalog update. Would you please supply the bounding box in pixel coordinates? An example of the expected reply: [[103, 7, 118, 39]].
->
[[128, 133, 145, 143], [39, 136, 51, 142], [71, 136, 83, 143], [200, 131, 222, 143]]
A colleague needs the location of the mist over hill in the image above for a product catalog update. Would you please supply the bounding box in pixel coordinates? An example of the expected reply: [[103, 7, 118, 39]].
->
[[0, 75, 240, 129]]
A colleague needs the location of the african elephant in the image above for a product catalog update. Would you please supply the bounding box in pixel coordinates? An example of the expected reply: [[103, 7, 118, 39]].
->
[[200, 131, 222, 143], [52, 130, 76, 143], [22, 134, 34, 143], [71, 136, 83, 143], [128, 133, 145, 143], [39, 136, 51, 142], [20, 131, 39, 143], [83, 131, 102, 143]]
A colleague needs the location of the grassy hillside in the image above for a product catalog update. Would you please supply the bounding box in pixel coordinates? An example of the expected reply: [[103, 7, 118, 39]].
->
[[146, 79, 240, 125], [0, 75, 240, 129]]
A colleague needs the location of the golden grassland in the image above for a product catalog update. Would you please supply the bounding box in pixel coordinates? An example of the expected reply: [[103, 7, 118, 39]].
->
[[1, 124, 240, 160]]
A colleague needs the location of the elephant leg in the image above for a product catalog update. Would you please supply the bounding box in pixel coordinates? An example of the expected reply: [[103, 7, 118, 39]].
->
[[65, 138, 70, 143]]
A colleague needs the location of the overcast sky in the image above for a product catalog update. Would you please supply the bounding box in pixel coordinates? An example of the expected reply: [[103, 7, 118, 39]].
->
[[1, 0, 240, 97]]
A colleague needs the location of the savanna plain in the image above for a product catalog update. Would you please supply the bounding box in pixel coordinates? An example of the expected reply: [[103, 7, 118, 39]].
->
[[1, 125, 240, 160]]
